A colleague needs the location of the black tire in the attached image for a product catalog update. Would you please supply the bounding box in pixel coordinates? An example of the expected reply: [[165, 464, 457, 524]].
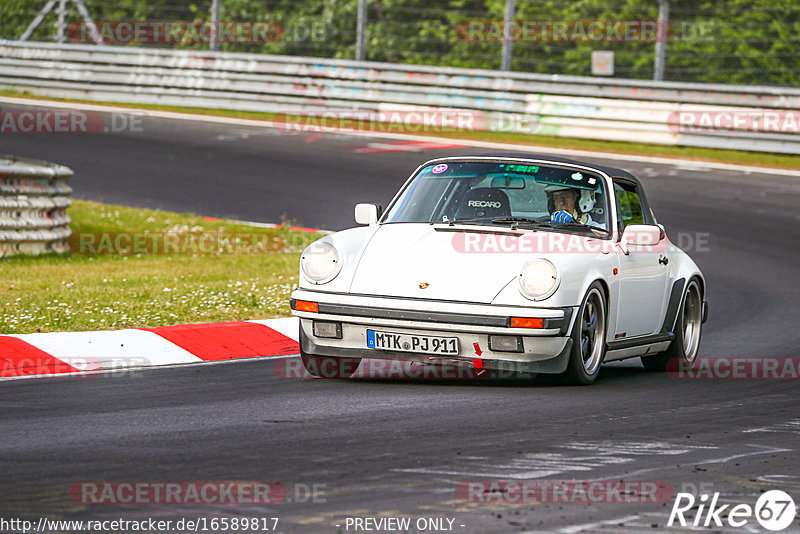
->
[[562, 282, 607, 385], [641, 278, 703, 372], [299, 325, 361, 378]]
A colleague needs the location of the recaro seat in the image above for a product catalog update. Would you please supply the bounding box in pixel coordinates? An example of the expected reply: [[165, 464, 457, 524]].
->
[[454, 187, 512, 220]]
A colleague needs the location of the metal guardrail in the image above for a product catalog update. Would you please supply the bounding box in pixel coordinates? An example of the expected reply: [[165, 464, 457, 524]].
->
[[0, 155, 72, 257], [1, 41, 799, 154]]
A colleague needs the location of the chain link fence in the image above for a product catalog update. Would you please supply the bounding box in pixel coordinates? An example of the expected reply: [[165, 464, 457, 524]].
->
[[2, 0, 798, 87]]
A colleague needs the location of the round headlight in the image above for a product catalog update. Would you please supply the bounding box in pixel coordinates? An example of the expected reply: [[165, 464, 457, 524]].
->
[[300, 241, 341, 284], [519, 259, 559, 300]]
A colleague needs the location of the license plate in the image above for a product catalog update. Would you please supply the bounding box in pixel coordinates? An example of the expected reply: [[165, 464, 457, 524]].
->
[[366, 329, 459, 355]]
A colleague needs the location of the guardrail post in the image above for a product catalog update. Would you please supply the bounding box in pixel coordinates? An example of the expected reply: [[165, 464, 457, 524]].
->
[[55, 0, 68, 43], [210, 0, 221, 51], [0, 155, 73, 257], [355, 0, 367, 61], [501, 0, 515, 71], [653, 0, 670, 81]]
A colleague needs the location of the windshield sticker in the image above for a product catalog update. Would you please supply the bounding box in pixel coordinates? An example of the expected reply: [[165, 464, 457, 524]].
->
[[431, 164, 448, 174], [500, 164, 539, 174], [571, 172, 584, 181]]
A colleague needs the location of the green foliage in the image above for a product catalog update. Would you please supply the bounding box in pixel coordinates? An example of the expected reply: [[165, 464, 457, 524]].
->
[[2, 0, 798, 85]]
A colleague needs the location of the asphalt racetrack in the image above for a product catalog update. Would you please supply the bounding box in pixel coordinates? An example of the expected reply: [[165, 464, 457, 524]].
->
[[2, 104, 800, 533]]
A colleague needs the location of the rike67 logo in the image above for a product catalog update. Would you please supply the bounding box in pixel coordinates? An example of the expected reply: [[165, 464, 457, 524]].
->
[[668, 490, 796, 531]]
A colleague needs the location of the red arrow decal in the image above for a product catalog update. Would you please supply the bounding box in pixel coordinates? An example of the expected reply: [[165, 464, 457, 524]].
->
[[473, 342, 482, 356]]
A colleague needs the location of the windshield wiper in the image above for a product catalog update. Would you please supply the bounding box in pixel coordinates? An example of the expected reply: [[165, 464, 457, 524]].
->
[[546, 221, 612, 236], [444, 217, 609, 236], [446, 216, 544, 229], [490, 217, 546, 228], [446, 217, 492, 226], [492, 217, 611, 236]]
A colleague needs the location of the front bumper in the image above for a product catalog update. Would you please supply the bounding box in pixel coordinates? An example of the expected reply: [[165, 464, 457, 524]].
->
[[291, 289, 578, 374]]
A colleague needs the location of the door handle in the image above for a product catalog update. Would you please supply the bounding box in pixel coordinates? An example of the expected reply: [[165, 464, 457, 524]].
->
[[658, 256, 669, 265]]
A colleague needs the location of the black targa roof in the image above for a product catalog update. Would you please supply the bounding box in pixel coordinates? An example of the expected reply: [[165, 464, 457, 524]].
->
[[436, 153, 639, 181]]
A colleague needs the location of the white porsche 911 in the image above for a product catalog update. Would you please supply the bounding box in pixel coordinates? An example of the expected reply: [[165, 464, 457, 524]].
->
[[290, 154, 707, 384]]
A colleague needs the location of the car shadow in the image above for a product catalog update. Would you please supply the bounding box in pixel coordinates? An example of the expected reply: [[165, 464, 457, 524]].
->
[[335, 359, 653, 388]]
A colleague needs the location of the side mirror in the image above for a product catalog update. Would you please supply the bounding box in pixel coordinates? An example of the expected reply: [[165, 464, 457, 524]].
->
[[355, 203, 381, 226], [619, 224, 662, 254]]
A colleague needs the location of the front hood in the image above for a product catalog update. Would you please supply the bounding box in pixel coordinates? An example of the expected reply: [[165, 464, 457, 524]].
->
[[349, 223, 525, 303]]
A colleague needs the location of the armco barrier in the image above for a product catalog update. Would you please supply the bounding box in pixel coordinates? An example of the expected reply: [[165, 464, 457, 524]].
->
[[0, 155, 72, 257], [1, 40, 799, 154]]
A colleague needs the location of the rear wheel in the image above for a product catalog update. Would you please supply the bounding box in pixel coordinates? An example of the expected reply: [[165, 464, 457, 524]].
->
[[562, 282, 607, 385], [642, 279, 703, 372]]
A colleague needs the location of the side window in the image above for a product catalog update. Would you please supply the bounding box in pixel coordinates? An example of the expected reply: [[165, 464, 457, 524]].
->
[[613, 181, 645, 230]]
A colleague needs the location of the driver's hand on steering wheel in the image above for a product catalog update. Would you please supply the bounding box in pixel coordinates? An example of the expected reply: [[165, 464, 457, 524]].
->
[[551, 210, 575, 224]]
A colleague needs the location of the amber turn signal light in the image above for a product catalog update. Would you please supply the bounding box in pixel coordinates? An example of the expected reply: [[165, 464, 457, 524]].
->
[[510, 317, 544, 328], [294, 300, 319, 313]]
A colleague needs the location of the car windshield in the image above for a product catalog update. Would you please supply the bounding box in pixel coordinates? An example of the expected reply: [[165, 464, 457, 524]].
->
[[382, 160, 609, 232]]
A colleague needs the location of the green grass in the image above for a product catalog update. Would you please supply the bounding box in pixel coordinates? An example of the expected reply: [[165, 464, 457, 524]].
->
[[0, 200, 321, 334], [3, 88, 800, 170]]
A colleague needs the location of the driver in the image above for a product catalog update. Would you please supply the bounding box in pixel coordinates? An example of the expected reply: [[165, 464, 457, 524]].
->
[[545, 184, 605, 229]]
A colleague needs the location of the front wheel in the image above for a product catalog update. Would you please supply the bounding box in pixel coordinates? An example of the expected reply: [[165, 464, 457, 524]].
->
[[562, 282, 607, 385], [642, 279, 703, 372]]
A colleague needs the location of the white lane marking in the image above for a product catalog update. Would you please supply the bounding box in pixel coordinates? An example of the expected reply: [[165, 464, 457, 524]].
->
[[757, 474, 800, 485], [351, 141, 464, 153], [690, 444, 791, 466], [247, 317, 299, 341], [743, 419, 800, 434], [216, 132, 251, 141], [562, 441, 717, 455], [675, 165, 711, 172], [395, 441, 717, 479], [9, 329, 202, 371], [398, 442, 790, 484], [2, 96, 799, 178], [591, 444, 792, 482]]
